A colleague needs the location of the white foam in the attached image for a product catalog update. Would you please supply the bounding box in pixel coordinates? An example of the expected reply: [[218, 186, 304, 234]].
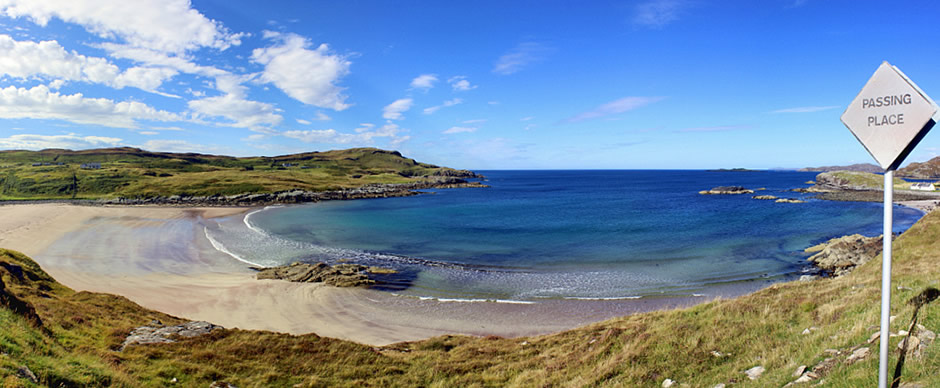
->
[[243, 205, 281, 236], [394, 294, 536, 305], [562, 296, 643, 301], [203, 226, 267, 267]]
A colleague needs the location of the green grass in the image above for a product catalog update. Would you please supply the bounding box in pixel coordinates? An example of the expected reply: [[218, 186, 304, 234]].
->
[[823, 170, 910, 191], [0, 147, 471, 200], [4, 209, 940, 386]]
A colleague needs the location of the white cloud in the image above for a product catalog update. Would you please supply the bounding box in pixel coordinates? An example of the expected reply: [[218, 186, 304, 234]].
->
[[188, 93, 282, 129], [410, 73, 438, 91], [252, 32, 351, 110], [633, 0, 687, 28], [462, 119, 487, 124], [0, 84, 181, 128], [283, 122, 406, 145], [423, 98, 463, 115], [296, 119, 312, 125], [771, 105, 839, 113], [141, 139, 217, 153], [520, 116, 534, 121], [448, 76, 477, 91], [0, 34, 178, 93], [443, 126, 477, 134], [493, 42, 550, 75], [0, 132, 123, 150], [564, 96, 665, 123], [382, 98, 413, 120], [148, 126, 184, 131], [137, 131, 158, 136], [0, 0, 245, 54]]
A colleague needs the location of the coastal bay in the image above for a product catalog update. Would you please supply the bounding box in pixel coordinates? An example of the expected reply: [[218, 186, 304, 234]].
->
[[1, 203, 710, 345]]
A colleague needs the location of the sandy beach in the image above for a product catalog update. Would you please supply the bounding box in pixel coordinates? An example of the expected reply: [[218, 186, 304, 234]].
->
[[0, 203, 703, 346]]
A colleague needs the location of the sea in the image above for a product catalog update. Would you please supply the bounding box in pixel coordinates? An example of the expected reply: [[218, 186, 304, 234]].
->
[[204, 170, 922, 304]]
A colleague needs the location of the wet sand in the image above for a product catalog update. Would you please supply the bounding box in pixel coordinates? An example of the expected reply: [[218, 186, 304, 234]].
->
[[0, 203, 723, 346]]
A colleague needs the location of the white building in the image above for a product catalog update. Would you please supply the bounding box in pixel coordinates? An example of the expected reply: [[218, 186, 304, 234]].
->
[[910, 182, 936, 191]]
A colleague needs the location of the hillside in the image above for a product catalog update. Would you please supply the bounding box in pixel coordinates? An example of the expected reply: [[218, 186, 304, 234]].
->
[[0, 147, 481, 201], [898, 156, 940, 179], [799, 163, 882, 173], [3, 210, 940, 386]]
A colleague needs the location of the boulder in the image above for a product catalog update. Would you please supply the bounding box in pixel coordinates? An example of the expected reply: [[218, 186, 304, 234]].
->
[[699, 186, 754, 195], [121, 321, 222, 350], [806, 234, 883, 277]]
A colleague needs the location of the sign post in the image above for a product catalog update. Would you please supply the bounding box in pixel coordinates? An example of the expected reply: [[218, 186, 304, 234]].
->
[[840, 61, 938, 388]]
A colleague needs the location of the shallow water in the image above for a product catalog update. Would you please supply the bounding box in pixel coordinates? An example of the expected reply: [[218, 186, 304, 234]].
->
[[206, 170, 922, 302]]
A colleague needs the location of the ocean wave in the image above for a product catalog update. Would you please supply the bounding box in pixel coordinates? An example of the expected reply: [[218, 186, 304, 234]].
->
[[561, 296, 643, 301], [243, 205, 282, 237], [392, 294, 536, 305], [203, 226, 267, 267]]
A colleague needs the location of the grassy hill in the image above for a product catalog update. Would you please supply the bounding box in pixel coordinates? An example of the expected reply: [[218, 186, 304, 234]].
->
[[3, 210, 940, 386], [0, 147, 476, 200]]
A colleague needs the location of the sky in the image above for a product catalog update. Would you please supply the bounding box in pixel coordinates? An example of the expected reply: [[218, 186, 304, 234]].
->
[[1, 0, 940, 170]]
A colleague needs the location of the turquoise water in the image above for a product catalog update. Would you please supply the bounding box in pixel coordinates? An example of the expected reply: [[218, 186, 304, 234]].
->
[[205, 170, 922, 302]]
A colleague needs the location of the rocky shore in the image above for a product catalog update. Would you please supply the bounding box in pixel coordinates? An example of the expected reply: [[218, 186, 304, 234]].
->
[[254, 262, 396, 287], [90, 177, 486, 207], [804, 234, 884, 277]]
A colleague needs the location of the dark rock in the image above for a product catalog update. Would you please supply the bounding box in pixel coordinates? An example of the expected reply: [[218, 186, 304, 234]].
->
[[699, 186, 754, 195], [256, 262, 379, 287]]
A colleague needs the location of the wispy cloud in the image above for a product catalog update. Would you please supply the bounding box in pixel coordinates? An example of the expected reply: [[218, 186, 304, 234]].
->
[[410, 73, 438, 91], [676, 124, 754, 133], [564, 96, 665, 123], [448, 76, 477, 91], [423, 98, 463, 115], [770, 105, 839, 113], [0, 133, 123, 150], [633, 0, 689, 28], [382, 98, 413, 120], [443, 126, 477, 134], [493, 42, 551, 75], [462, 119, 487, 124]]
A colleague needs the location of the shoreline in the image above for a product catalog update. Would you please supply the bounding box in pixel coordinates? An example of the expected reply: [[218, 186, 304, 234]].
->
[[1, 194, 929, 346], [3, 203, 719, 346]]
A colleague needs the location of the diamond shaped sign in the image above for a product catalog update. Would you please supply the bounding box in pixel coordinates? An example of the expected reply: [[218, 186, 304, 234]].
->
[[841, 62, 937, 171]]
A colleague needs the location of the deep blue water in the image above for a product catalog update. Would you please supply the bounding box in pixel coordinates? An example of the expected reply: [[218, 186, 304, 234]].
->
[[207, 170, 922, 301]]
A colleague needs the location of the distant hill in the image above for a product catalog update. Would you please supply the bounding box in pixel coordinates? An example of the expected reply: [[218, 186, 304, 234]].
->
[[0, 147, 480, 201], [798, 163, 881, 173], [898, 156, 940, 179]]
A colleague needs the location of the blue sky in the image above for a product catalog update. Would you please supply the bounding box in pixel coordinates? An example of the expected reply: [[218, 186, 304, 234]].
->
[[0, 0, 939, 169]]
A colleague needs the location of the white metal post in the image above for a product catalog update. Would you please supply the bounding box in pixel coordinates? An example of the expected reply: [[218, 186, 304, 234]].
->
[[879, 170, 893, 388]]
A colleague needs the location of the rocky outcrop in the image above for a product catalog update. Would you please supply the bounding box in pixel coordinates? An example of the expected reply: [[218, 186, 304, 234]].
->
[[813, 171, 877, 191], [699, 186, 754, 195], [805, 234, 883, 277], [431, 168, 484, 179], [121, 321, 222, 351], [256, 262, 394, 287], [96, 178, 487, 206], [752, 195, 778, 200], [775, 198, 806, 204]]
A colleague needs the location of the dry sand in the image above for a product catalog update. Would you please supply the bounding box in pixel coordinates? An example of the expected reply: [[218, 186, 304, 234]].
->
[[0, 203, 683, 346]]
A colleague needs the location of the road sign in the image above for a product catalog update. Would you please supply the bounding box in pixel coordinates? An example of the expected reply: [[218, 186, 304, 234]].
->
[[841, 61, 937, 171], [840, 62, 937, 388]]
